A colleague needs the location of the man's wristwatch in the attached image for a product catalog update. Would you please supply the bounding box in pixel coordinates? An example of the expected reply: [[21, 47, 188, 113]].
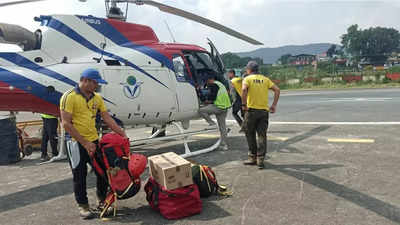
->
[[242, 104, 246, 106]]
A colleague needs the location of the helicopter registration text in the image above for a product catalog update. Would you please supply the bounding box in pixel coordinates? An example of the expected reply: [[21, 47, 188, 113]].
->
[[81, 18, 101, 25]]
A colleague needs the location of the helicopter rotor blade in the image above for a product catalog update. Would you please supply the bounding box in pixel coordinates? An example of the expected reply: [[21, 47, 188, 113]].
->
[[0, 0, 46, 7], [127, 0, 263, 45]]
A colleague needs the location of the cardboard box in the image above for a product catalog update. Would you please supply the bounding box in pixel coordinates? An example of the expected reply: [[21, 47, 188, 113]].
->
[[148, 152, 193, 190]]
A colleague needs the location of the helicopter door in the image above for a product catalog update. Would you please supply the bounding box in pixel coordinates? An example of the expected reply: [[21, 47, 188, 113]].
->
[[171, 54, 198, 116], [207, 38, 225, 75], [102, 68, 177, 123]]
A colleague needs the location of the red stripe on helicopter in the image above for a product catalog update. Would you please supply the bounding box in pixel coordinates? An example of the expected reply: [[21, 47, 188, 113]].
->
[[106, 19, 160, 45], [104, 18, 207, 60], [0, 81, 59, 115], [105, 19, 206, 58]]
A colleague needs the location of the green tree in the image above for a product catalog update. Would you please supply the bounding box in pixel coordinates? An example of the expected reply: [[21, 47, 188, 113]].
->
[[341, 24, 400, 64], [221, 52, 264, 68], [326, 45, 336, 57], [221, 52, 243, 68]]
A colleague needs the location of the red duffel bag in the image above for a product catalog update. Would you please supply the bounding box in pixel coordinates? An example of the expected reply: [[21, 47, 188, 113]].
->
[[144, 177, 202, 219]]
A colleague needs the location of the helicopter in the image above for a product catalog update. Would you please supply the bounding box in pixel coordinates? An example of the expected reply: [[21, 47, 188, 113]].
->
[[0, 0, 263, 158]]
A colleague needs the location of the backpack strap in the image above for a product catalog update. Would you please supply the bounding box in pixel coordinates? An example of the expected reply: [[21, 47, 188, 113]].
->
[[200, 166, 213, 193], [91, 157, 105, 177], [145, 178, 160, 209], [202, 165, 233, 196]]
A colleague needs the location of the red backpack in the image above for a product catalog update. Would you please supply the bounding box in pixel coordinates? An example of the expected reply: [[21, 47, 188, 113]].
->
[[92, 133, 147, 217]]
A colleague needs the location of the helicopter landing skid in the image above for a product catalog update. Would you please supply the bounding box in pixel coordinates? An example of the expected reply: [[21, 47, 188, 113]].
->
[[131, 122, 227, 158], [40, 121, 227, 165]]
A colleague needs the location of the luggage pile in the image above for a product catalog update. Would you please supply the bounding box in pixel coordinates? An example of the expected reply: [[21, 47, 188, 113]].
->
[[95, 133, 230, 220], [144, 152, 231, 220], [145, 152, 202, 219]]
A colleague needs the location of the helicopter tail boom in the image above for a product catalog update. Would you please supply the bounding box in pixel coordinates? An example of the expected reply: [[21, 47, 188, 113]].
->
[[0, 80, 59, 115]]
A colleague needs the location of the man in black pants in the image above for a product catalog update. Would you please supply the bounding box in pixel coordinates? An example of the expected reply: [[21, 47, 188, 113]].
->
[[241, 61, 280, 169], [40, 114, 58, 161], [60, 68, 127, 219], [228, 69, 245, 132]]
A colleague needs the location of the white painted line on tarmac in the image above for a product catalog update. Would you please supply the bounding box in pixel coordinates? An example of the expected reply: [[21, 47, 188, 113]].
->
[[322, 98, 393, 102], [327, 138, 375, 143], [268, 136, 289, 141], [194, 133, 289, 141], [193, 120, 400, 125], [269, 122, 400, 125], [7, 181, 18, 185]]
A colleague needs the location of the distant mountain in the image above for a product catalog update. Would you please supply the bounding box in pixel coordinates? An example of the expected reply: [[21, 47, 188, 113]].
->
[[235, 43, 335, 64]]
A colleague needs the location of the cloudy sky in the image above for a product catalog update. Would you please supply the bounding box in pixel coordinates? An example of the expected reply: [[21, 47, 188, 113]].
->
[[0, 0, 399, 53]]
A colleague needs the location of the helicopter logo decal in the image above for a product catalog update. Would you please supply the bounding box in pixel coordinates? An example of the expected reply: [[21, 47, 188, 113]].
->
[[121, 76, 143, 99]]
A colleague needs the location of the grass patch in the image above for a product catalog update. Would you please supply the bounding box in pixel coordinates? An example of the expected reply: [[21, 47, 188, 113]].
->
[[279, 81, 400, 90]]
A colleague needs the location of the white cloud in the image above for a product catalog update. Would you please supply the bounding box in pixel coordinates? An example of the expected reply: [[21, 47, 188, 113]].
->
[[0, 0, 399, 53]]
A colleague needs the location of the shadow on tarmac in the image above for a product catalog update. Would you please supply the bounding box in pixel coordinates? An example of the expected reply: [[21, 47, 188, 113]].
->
[[1, 125, 400, 223], [107, 199, 231, 225], [268, 162, 400, 224], [0, 157, 67, 168], [0, 176, 96, 213]]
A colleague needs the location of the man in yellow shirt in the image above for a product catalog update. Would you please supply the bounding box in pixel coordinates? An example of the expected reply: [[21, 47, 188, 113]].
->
[[241, 61, 280, 169], [60, 68, 126, 219], [228, 69, 244, 130]]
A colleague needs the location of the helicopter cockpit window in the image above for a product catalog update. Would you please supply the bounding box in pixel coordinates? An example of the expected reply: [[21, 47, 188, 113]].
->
[[186, 54, 205, 70], [196, 52, 218, 71], [183, 52, 221, 87], [172, 55, 189, 82]]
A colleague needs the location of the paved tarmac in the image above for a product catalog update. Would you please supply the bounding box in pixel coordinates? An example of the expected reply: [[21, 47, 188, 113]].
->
[[1, 88, 400, 225]]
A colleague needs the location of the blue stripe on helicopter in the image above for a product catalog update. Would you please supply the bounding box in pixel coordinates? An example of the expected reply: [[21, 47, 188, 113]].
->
[[76, 16, 174, 71], [44, 17, 169, 89], [0, 53, 116, 106], [0, 67, 62, 105], [0, 53, 77, 87]]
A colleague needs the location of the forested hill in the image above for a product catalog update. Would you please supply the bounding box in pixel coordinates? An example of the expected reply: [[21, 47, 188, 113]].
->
[[234, 43, 334, 64]]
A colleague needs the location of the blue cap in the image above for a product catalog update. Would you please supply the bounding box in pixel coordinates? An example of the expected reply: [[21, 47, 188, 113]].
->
[[80, 68, 108, 84]]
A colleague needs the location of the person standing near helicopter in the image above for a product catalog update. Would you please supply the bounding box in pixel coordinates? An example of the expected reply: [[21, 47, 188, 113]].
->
[[40, 113, 59, 161], [60, 68, 127, 219], [241, 61, 280, 169], [228, 69, 248, 132], [199, 74, 232, 151]]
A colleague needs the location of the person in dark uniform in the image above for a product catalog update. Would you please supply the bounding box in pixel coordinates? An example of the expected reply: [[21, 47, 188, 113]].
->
[[228, 69, 245, 132], [40, 113, 59, 161]]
